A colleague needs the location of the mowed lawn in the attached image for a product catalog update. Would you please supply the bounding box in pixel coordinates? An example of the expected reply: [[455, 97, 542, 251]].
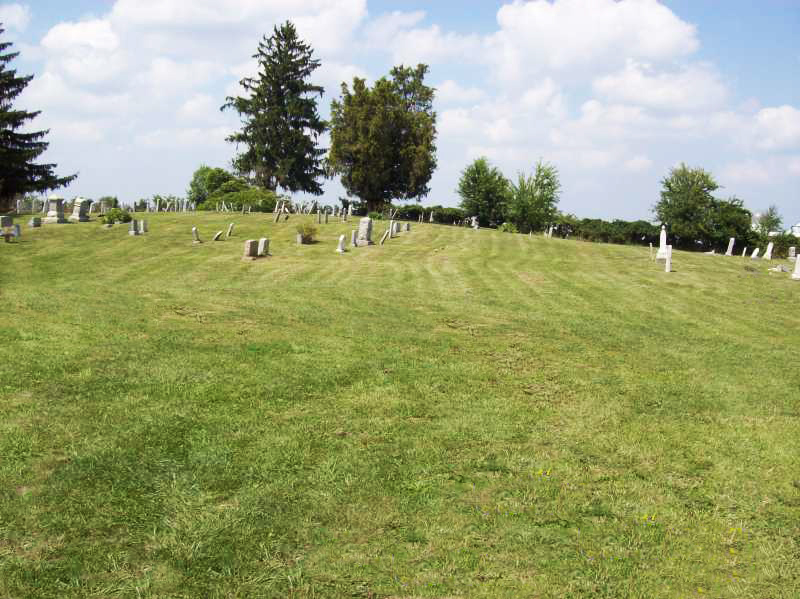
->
[[1, 212, 798, 598]]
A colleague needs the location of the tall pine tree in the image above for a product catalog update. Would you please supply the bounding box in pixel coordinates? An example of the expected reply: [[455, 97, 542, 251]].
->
[[222, 21, 326, 195], [0, 25, 76, 210]]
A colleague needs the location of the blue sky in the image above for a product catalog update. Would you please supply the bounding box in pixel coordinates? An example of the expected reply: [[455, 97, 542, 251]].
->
[[2, 0, 798, 226]]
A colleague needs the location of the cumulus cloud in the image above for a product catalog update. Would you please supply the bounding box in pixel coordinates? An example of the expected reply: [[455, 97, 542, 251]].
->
[[0, 3, 30, 32], [594, 60, 727, 111], [754, 105, 800, 150]]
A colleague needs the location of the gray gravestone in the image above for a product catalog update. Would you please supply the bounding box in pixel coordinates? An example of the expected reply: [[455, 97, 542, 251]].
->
[[0, 215, 12, 227], [257, 237, 269, 256], [751, 248, 760, 259], [351, 230, 357, 247], [213, 231, 223, 241], [789, 246, 796, 259], [656, 225, 667, 260], [665, 245, 672, 272], [140, 220, 148, 233], [12, 224, 21, 238], [42, 196, 67, 224], [404, 222, 411, 232], [68, 198, 91, 222], [242, 239, 258, 260], [793, 254, 800, 280], [356, 217, 374, 246], [379, 230, 390, 245], [725, 237, 735, 256], [28, 217, 41, 228], [336, 234, 346, 253], [764, 242, 774, 260], [128, 220, 139, 236]]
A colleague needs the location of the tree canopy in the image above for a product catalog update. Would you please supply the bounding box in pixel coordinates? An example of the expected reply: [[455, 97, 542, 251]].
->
[[756, 205, 783, 236], [222, 21, 327, 195], [0, 24, 75, 210], [505, 160, 561, 233], [457, 157, 509, 227], [655, 164, 753, 249], [328, 64, 437, 212]]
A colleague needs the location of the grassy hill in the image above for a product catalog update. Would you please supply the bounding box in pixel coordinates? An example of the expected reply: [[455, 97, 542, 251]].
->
[[2, 213, 798, 598]]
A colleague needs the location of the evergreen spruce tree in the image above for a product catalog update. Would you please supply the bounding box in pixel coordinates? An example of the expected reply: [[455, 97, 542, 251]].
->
[[222, 21, 326, 195], [0, 25, 76, 210]]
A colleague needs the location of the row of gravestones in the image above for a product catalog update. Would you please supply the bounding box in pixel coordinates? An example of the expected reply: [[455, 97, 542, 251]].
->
[[189, 216, 413, 256], [651, 225, 800, 278]]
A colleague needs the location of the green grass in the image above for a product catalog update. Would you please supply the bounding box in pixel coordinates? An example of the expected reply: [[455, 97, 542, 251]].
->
[[1, 213, 798, 598]]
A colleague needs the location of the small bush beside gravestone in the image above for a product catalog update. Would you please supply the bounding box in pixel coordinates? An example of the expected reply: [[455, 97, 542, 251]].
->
[[296, 223, 318, 244], [100, 208, 132, 225]]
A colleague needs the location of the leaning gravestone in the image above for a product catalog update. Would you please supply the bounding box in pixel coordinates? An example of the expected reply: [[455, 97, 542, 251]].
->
[[128, 220, 139, 236], [213, 231, 223, 241], [751, 248, 760, 260], [379, 230, 390, 245], [725, 238, 735, 256], [242, 239, 258, 261], [226, 223, 235, 238], [68, 198, 91, 222], [192, 227, 202, 244], [741, 247, 747, 258], [42, 196, 67, 224], [257, 237, 269, 256], [28, 217, 42, 228], [429, 211, 434, 223], [793, 255, 800, 280], [356, 217, 374, 246], [764, 242, 774, 260], [656, 225, 667, 260], [336, 234, 346, 253]]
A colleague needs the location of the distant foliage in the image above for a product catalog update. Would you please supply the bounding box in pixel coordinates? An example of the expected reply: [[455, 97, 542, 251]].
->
[[654, 164, 754, 250], [755, 205, 783, 236], [367, 211, 383, 220], [498, 222, 518, 234], [187, 166, 237, 205], [100, 207, 131, 224], [457, 157, 510, 227], [763, 233, 799, 259], [506, 161, 561, 233]]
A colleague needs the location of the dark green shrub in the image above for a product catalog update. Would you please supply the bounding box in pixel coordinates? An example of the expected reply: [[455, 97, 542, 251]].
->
[[368, 211, 383, 220], [100, 207, 131, 224], [499, 222, 518, 233], [295, 222, 318, 244]]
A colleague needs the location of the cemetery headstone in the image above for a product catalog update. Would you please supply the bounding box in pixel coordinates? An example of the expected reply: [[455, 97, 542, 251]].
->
[[296, 233, 303, 244], [429, 211, 434, 223], [379, 230, 390, 245], [656, 225, 668, 260], [356, 217, 374, 246], [325, 212, 329, 225], [389, 219, 395, 238], [12, 224, 21, 239], [351, 230, 357, 247], [751, 248, 760, 259], [242, 239, 258, 260], [226, 222, 235, 238], [42, 195, 67, 224], [789, 246, 796, 259], [317, 209, 322, 224], [665, 245, 672, 273], [793, 254, 800, 280], [649, 242, 653, 260], [128, 220, 139, 236], [741, 247, 747, 258], [257, 237, 269, 256], [404, 222, 411, 232], [471, 216, 478, 230], [336, 234, 346, 253], [725, 238, 735, 256], [192, 227, 202, 243], [212, 230, 224, 241], [0, 215, 12, 228], [140, 220, 148, 233], [28, 217, 41, 228], [764, 242, 774, 260]]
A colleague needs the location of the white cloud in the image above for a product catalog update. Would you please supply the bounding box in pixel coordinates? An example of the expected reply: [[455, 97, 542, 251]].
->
[[435, 80, 486, 106], [486, 0, 698, 82], [594, 60, 727, 111], [624, 156, 654, 172], [754, 105, 800, 150], [0, 3, 30, 32]]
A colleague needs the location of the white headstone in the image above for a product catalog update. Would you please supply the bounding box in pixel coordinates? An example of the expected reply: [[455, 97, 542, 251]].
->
[[350, 230, 357, 246], [226, 223, 234, 238], [42, 195, 67, 224], [649, 242, 653, 260], [665, 245, 672, 272], [356, 217, 374, 246], [751, 248, 760, 260], [389, 219, 395, 238], [257, 237, 269, 256], [404, 222, 411, 232], [725, 238, 735, 256], [793, 254, 800, 280], [656, 225, 668, 260], [741, 247, 747, 257], [764, 242, 774, 260], [379, 230, 390, 245], [192, 227, 202, 244], [336, 234, 346, 253], [128, 220, 139, 236], [789, 246, 796, 259], [213, 230, 223, 241], [429, 211, 434, 223], [471, 216, 478, 230]]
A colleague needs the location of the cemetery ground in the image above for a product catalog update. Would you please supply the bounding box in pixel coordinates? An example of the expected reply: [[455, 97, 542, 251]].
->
[[1, 213, 798, 599]]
